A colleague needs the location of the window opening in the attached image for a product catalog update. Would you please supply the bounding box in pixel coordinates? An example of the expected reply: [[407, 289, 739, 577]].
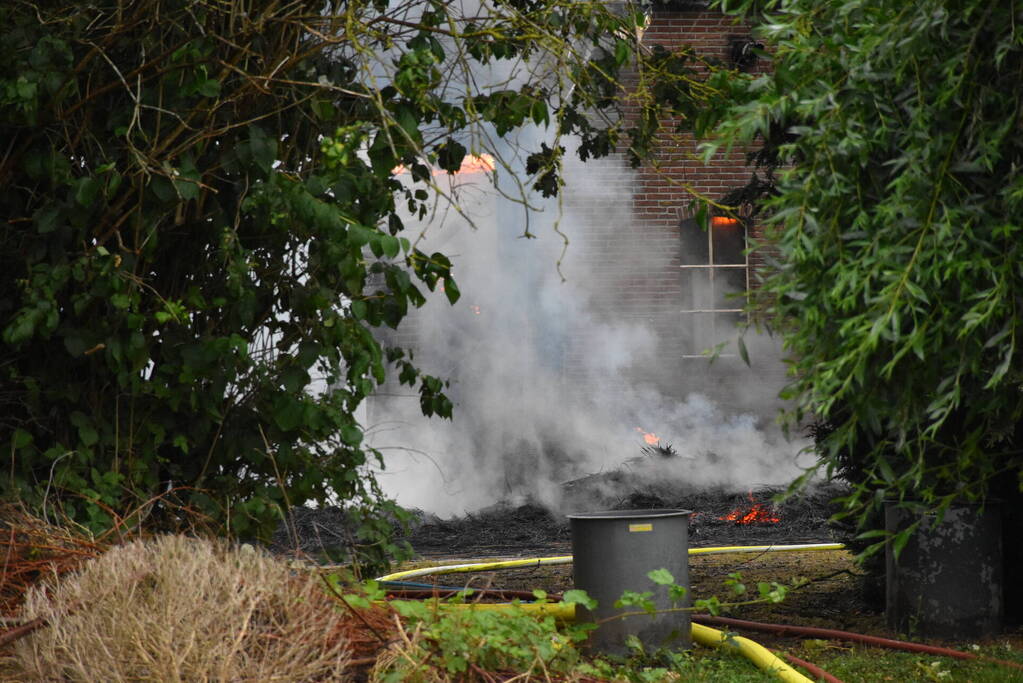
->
[[678, 215, 749, 357]]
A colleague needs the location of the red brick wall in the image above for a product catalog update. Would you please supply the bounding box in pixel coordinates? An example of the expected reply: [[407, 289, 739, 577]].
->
[[558, 5, 785, 411], [377, 6, 788, 417]]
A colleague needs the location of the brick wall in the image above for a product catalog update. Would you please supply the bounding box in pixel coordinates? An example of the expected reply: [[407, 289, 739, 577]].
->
[[374, 4, 790, 421], [559, 4, 788, 415]]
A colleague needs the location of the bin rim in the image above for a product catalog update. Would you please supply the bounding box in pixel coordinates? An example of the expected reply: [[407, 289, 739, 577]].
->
[[566, 508, 693, 520]]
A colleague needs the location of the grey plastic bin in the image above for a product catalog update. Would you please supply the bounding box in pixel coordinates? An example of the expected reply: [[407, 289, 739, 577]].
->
[[568, 508, 692, 655]]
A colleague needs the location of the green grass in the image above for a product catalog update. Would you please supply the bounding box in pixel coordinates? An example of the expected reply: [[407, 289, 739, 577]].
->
[[667, 648, 789, 682], [605, 641, 1023, 682], [810, 644, 1023, 683]]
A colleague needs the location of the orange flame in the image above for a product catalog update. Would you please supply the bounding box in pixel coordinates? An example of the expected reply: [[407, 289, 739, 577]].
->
[[454, 154, 496, 174], [635, 427, 659, 445], [393, 153, 496, 176], [711, 216, 741, 227], [719, 491, 780, 525]]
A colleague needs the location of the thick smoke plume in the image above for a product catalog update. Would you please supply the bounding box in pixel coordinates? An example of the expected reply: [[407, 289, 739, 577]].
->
[[368, 146, 809, 517]]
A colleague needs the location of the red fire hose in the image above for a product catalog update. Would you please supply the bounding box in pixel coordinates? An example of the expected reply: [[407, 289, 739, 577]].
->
[[692, 615, 1023, 671], [776, 651, 844, 683]]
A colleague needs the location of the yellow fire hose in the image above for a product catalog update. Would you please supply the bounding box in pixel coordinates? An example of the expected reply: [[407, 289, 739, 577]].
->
[[372, 543, 842, 682], [691, 622, 813, 683], [375, 543, 844, 583], [386, 602, 811, 682]]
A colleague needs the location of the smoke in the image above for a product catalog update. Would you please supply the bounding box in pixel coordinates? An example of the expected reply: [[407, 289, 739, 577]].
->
[[365, 139, 811, 517]]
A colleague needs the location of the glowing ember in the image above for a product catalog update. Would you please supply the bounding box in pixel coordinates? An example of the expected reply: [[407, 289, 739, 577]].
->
[[635, 427, 660, 445], [719, 491, 781, 525], [710, 216, 741, 227], [393, 153, 496, 176]]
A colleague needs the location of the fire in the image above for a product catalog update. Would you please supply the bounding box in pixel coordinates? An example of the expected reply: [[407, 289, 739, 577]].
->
[[635, 427, 659, 445], [711, 216, 741, 227], [719, 491, 780, 525], [393, 153, 496, 176], [454, 153, 496, 174]]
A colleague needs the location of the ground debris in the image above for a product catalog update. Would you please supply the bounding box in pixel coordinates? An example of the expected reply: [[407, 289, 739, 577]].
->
[[411, 502, 571, 556], [407, 481, 849, 557]]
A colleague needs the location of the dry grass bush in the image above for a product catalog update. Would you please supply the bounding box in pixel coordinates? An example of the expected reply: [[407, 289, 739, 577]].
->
[[0, 504, 105, 619], [8, 534, 353, 681]]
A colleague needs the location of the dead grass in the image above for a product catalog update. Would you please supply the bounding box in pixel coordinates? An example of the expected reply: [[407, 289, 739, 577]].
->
[[0, 504, 106, 619], [5, 535, 355, 682]]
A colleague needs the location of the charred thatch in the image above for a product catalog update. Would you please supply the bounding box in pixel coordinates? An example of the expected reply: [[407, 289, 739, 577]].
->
[[410, 503, 571, 557], [402, 482, 850, 557]]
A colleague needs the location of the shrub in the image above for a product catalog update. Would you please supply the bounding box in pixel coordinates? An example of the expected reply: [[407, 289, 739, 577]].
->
[[11, 535, 353, 681]]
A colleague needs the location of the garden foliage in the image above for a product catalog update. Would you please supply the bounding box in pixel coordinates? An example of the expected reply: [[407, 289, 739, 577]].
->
[[0, 0, 722, 546], [710, 0, 1023, 527]]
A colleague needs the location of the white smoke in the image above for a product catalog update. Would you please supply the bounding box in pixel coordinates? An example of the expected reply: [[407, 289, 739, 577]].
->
[[365, 139, 811, 517]]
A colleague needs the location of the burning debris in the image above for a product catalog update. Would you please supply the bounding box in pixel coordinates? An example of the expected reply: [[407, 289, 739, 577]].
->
[[718, 490, 782, 525], [405, 482, 847, 558], [635, 427, 660, 445], [639, 442, 679, 458]]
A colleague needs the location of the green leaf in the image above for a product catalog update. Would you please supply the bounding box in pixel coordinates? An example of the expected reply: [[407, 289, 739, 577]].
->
[[380, 233, 400, 259], [444, 278, 460, 304], [172, 172, 201, 201], [280, 366, 309, 393], [694, 596, 722, 616], [312, 99, 336, 121], [530, 100, 548, 126], [15, 76, 37, 101], [344, 594, 372, 609], [436, 139, 467, 172], [614, 39, 631, 66], [891, 527, 914, 561], [395, 106, 423, 144], [198, 78, 221, 98], [351, 300, 367, 320], [34, 205, 61, 234], [562, 589, 597, 610], [349, 224, 372, 248], [340, 423, 363, 446], [614, 589, 655, 613], [248, 126, 277, 170], [737, 335, 750, 367], [647, 568, 675, 586], [876, 458, 896, 484], [272, 397, 305, 432], [12, 429, 33, 449], [150, 176, 176, 203], [73, 177, 100, 208], [856, 529, 891, 540], [79, 424, 99, 446], [757, 582, 788, 603]]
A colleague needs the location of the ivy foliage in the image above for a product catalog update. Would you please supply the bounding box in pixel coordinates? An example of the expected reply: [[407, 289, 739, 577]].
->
[[0, 0, 722, 543], [709, 0, 1023, 525]]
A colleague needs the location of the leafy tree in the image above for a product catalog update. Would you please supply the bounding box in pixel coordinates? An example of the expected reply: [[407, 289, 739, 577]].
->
[[1, 0, 718, 550], [708, 0, 1023, 534]]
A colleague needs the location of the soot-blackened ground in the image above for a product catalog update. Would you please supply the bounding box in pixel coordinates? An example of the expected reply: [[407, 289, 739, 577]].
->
[[408, 481, 850, 558]]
